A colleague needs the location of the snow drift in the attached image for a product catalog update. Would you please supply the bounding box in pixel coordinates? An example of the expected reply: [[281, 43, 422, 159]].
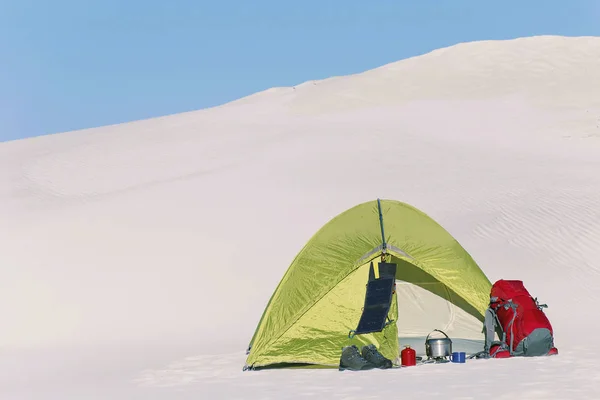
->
[[1, 35, 600, 399]]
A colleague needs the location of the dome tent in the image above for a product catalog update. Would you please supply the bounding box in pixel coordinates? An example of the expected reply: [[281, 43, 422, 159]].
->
[[244, 199, 492, 370]]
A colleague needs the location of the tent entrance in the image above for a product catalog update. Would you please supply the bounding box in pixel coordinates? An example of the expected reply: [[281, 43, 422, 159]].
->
[[390, 255, 485, 341], [353, 253, 486, 357]]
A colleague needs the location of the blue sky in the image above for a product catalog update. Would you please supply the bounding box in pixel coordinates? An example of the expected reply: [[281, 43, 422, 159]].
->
[[1, 0, 599, 142]]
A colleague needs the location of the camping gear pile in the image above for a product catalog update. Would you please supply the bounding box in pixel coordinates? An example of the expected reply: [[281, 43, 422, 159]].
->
[[337, 277, 560, 370]]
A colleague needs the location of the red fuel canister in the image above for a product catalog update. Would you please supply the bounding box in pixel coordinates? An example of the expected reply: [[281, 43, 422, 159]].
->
[[401, 345, 416, 367]]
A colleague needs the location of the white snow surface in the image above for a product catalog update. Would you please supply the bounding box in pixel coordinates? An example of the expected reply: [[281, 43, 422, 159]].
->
[[2, 35, 600, 399]]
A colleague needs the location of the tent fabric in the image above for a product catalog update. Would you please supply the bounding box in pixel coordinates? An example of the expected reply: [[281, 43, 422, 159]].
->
[[244, 199, 492, 369]]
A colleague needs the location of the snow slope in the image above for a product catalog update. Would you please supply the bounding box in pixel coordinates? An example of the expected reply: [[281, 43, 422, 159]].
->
[[1, 35, 600, 399]]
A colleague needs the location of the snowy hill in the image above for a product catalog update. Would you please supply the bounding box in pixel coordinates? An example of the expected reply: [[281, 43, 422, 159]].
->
[[1, 35, 600, 399]]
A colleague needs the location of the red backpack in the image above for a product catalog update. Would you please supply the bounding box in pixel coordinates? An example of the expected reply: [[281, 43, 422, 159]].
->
[[484, 279, 558, 358]]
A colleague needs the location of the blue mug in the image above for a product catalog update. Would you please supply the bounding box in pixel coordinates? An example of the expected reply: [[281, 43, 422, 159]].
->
[[451, 351, 466, 363]]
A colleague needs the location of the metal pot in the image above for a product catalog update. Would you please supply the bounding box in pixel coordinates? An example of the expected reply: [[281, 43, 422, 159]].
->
[[425, 329, 452, 358]]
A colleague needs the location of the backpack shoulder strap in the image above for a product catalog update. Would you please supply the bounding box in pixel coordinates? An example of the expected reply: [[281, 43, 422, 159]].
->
[[484, 307, 500, 352]]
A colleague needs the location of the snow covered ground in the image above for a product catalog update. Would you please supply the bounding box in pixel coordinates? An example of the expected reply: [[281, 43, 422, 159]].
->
[[1, 35, 600, 399]]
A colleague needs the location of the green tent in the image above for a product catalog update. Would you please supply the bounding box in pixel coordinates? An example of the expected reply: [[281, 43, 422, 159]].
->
[[244, 199, 492, 370]]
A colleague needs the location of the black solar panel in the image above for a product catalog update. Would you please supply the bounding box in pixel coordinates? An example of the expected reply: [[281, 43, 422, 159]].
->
[[353, 262, 397, 335]]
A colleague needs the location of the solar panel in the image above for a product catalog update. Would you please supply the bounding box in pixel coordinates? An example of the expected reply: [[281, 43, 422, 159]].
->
[[353, 262, 397, 335]]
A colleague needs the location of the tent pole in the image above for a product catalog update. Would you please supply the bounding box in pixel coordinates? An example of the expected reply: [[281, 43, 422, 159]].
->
[[377, 198, 387, 259]]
